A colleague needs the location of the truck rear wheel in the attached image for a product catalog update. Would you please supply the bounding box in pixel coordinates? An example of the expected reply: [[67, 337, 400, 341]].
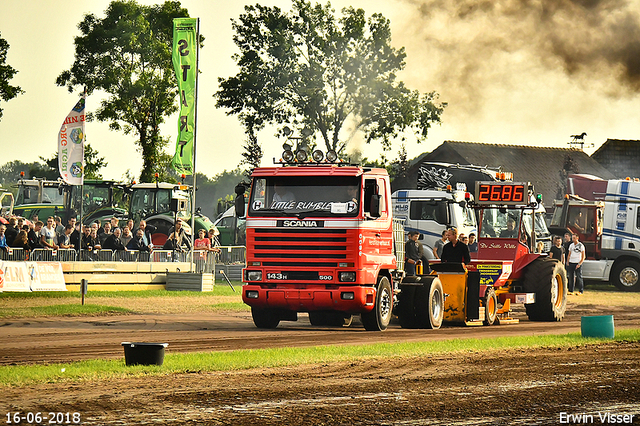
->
[[523, 259, 567, 322], [414, 278, 444, 329], [611, 260, 640, 292], [361, 277, 392, 331], [397, 286, 417, 329], [251, 307, 280, 329], [483, 287, 498, 326]]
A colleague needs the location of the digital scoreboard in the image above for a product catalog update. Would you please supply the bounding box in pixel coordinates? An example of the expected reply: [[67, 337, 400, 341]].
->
[[475, 182, 530, 205]]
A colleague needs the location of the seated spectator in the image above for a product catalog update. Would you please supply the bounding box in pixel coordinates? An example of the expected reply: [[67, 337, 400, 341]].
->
[[127, 229, 152, 253], [57, 224, 75, 249], [28, 221, 44, 249], [0, 225, 8, 252], [12, 230, 30, 251], [103, 228, 125, 251], [120, 226, 133, 247], [40, 216, 59, 250]]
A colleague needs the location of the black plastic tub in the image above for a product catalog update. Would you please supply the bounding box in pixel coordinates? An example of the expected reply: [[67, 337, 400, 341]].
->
[[121, 342, 168, 366]]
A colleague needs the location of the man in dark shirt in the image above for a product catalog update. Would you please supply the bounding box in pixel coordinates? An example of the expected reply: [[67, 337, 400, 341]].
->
[[549, 235, 565, 264], [404, 231, 421, 276], [441, 228, 471, 264], [103, 228, 125, 251]]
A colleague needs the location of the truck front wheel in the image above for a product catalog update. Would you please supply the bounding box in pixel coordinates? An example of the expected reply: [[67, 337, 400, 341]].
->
[[361, 277, 392, 331], [523, 259, 568, 322], [415, 278, 444, 329], [611, 260, 640, 292], [251, 307, 280, 329], [483, 287, 498, 326]]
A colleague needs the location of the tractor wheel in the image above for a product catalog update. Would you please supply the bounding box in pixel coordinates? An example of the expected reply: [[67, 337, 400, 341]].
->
[[251, 307, 280, 329], [523, 258, 568, 322], [483, 287, 498, 326], [397, 285, 417, 329], [308, 311, 328, 326], [361, 276, 393, 331], [414, 277, 444, 329], [611, 260, 640, 292]]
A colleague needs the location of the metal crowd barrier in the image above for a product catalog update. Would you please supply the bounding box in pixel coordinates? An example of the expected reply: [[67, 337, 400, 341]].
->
[[1, 247, 28, 261], [30, 248, 78, 262], [5, 246, 246, 270], [216, 246, 246, 264]]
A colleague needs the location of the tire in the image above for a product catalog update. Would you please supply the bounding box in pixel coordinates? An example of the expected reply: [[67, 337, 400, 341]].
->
[[397, 285, 418, 329], [361, 276, 393, 331], [483, 287, 498, 326], [251, 307, 280, 329], [610, 260, 640, 292], [523, 258, 568, 322], [308, 311, 328, 326], [414, 277, 444, 329]]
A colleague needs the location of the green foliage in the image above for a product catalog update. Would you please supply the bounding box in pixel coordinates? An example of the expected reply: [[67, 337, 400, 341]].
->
[[56, 0, 200, 182], [216, 0, 446, 154], [38, 143, 108, 180], [0, 32, 24, 121], [240, 129, 263, 176]]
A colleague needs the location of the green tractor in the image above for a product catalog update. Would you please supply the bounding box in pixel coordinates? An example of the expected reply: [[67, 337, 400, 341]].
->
[[128, 182, 214, 246]]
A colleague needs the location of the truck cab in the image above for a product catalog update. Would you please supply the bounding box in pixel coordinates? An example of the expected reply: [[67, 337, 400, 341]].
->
[[391, 188, 477, 259], [240, 164, 397, 331]]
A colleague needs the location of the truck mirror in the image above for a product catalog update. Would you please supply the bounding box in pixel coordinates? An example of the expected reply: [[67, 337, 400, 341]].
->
[[235, 195, 245, 217], [369, 194, 382, 218], [458, 200, 466, 208]]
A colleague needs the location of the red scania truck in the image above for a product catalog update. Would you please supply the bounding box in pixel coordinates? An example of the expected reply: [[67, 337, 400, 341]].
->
[[236, 158, 567, 331]]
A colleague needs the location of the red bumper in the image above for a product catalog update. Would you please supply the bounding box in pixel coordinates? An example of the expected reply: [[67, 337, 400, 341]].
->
[[242, 284, 376, 313]]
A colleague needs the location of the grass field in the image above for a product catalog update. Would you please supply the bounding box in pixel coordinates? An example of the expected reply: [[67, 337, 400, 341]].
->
[[1, 329, 638, 387], [0, 285, 247, 318]]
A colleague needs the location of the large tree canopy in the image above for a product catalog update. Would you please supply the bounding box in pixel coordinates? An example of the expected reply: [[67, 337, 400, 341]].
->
[[0, 32, 24, 121], [216, 0, 446, 154], [56, 0, 198, 181]]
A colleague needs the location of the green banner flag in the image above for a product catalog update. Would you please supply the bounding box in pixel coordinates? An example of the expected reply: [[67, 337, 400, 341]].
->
[[172, 18, 197, 175]]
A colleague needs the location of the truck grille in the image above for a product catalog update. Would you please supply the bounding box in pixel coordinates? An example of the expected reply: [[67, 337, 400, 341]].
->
[[249, 228, 353, 267]]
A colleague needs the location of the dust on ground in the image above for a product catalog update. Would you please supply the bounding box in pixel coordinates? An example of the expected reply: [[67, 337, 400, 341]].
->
[[1, 341, 638, 425]]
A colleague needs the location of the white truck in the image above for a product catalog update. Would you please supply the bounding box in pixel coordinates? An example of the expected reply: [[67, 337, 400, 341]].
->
[[550, 174, 640, 291], [391, 187, 477, 260]]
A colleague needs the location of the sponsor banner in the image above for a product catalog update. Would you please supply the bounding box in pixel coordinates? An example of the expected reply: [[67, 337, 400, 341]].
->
[[171, 17, 197, 175], [27, 262, 67, 292], [0, 261, 31, 292], [58, 95, 86, 185]]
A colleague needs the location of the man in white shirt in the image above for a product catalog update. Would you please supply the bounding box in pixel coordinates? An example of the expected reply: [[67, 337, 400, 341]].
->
[[566, 233, 586, 295]]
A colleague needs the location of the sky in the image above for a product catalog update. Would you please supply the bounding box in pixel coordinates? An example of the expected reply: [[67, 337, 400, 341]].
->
[[1, 0, 640, 182]]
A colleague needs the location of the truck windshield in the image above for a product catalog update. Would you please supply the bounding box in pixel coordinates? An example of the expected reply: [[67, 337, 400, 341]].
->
[[522, 211, 551, 239], [480, 208, 521, 239], [249, 176, 361, 217]]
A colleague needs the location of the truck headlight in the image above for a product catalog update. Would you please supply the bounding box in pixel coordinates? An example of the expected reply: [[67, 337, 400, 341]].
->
[[245, 271, 262, 281], [339, 271, 356, 282], [341, 292, 355, 300]]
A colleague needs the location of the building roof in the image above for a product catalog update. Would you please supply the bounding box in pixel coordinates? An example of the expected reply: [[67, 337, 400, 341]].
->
[[393, 141, 615, 207], [591, 139, 640, 179]]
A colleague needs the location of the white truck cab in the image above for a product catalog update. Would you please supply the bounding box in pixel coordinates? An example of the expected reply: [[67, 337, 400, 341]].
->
[[391, 188, 477, 260]]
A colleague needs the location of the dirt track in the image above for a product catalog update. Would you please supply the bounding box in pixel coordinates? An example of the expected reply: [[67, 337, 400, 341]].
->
[[1, 298, 639, 424]]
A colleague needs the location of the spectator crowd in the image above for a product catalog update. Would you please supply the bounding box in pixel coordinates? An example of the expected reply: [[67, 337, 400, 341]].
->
[[0, 214, 220, 259]]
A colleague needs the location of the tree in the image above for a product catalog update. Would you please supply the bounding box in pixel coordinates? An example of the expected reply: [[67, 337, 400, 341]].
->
[[39, 143, 108, 180], [388, 144, 409, 180], [0, 32, 24, 120], [56, 0, 200, 182], [239, 128, 263, 176], [216, 1, 446, 154]]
